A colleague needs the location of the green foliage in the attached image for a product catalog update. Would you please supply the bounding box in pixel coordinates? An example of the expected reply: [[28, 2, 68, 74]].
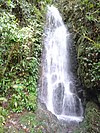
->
[[0, 107, 8, 123], [0, 0, 51, 115], [19, 112, 43, 133], [72, 102, 100, 133], [79, 46, 100, 88], [0, 106, 8, 133], [59, 0, 100, 89], [84, 102, 100, 133]]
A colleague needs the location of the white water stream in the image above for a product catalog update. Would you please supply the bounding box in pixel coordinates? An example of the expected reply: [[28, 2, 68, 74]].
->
[[41, 5, 83, 122]]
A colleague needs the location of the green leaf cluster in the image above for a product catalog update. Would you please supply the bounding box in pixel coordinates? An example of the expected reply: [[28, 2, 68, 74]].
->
[[59, 0, 100, 90], [0, 0, 51, 116]]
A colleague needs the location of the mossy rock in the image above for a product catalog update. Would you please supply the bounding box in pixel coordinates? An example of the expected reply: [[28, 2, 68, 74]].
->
[[72, 102, 100, 133], [84, 102, 100, 133]]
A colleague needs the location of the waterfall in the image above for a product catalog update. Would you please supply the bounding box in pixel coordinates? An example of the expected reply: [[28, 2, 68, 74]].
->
[[41, 5, 83, 122]]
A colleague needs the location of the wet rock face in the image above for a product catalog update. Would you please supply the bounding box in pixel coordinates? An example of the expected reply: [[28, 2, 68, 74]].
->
[[53, 83, 64, 114], [68, 37, 78, 74], [68, 40, 84, 103], [74, 95, 82, 116], [36, 106, 81, 133], [69, 82, 76, 93], [38, 75, 48, 104]]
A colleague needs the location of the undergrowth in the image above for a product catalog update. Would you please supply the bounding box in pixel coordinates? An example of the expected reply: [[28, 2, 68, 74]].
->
[[0, 0, 52, 131]]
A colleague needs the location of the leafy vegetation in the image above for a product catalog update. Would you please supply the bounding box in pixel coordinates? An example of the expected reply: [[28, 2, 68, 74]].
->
[[0, 0, 52, 130], [19, 112, 43, 133], [73, 102, 100, 133], [4, 112, 43, 133], [84, 102, 100, 133], [59, 0, 100, 103]]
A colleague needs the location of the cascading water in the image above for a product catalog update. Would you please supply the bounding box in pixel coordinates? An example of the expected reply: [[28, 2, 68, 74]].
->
[[41, 5, 83, 122]]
